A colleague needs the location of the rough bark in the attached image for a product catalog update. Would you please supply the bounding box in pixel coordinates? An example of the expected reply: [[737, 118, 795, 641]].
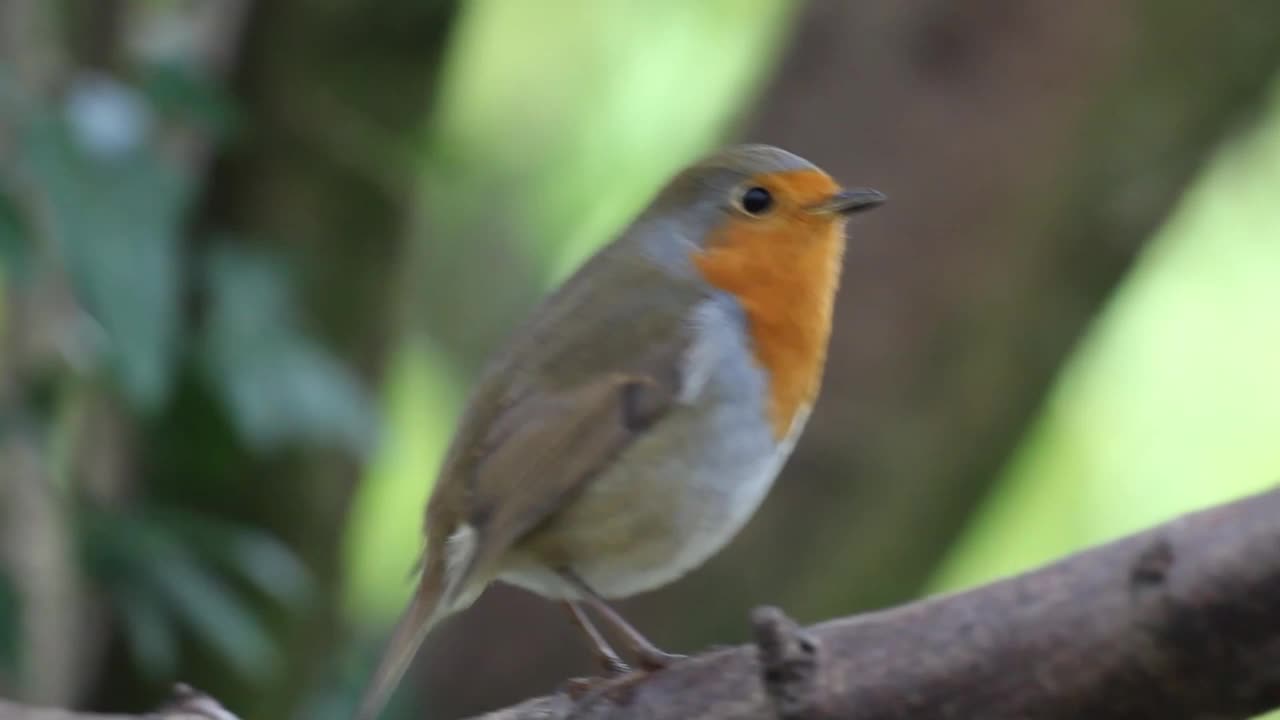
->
[[461, 486, 1280, 719], [9, 486, 1280, 720]]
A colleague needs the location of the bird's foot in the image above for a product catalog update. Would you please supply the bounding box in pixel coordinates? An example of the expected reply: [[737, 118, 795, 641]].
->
[[561, 653, 633, 700], [561, 676, 608, 700], [601, 655, 633, 676]]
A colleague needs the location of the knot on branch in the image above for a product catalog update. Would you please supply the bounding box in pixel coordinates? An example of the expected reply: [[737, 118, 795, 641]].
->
[[1130, 536, 1175, 589], [752, 606, 824, 719]]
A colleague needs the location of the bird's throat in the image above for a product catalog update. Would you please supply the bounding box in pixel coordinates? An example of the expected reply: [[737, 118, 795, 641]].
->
[[693, 219, 845, 440]]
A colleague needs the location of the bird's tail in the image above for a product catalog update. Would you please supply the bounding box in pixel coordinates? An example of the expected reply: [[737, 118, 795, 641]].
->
[[353, 566, 447, 720]]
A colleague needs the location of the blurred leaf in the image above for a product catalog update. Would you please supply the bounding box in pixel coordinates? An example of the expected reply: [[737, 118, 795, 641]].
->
[[0, 193, 18, 343], [138, 60, 240, 141], [201, 245, 378, 456], [150, 508, 313, 608], [81, 507, 281, 680], [0, 569, 17, 678], [113, 585, 179, 679], [19, 108, 186, 410], [0, 192, 30, 284], [222, 532, 312, 606], [0, 64, 26, 119], [147, 542, 278, 680], [79, 510, 181, 676]]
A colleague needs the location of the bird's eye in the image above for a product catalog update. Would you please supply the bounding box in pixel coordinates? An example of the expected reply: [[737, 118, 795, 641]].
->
[[738, 186, 774, 216]]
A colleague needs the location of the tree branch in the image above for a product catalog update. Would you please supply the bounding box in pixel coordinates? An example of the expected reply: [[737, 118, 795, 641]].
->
[[472, 484, 1280, 720], [4, 486, 1279, 719]]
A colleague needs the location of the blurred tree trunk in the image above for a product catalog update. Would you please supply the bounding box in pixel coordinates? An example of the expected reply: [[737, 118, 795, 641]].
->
[[118, 2, 460, 718], [718, 0, 1280, 622], [417, 1, 1280, 716]]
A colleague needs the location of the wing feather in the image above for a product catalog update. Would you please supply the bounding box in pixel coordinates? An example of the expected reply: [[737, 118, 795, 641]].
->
[[427, 248, 711, 596]]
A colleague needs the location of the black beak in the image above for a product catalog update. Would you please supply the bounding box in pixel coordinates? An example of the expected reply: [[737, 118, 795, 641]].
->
[[809, 188, 886, 216]]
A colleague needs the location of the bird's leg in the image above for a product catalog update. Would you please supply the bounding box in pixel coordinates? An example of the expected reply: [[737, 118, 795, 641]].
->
[[559, 570, 685, 671], [581, 595, 685, 670], [562, 601, 631, 675]]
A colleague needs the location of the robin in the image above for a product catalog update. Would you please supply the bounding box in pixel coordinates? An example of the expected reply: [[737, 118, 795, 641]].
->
[[355, 144, 884, 719]]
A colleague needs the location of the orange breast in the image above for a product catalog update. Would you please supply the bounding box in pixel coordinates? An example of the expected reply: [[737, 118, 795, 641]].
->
[[692, 169, 846, 440]]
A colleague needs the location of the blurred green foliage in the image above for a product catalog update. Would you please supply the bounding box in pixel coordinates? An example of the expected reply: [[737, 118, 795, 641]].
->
[[0, 193, 26, 288], [0, 24, 373, 696], [80, 505, 310, 680], [0, 572, 15, 677], [20, 97, 187, 408], [201, 245, 377, 456]]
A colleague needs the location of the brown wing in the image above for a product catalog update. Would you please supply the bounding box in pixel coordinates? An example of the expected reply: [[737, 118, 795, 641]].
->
[[476, 371, 674, 558], [426, 247, 708, 602]]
